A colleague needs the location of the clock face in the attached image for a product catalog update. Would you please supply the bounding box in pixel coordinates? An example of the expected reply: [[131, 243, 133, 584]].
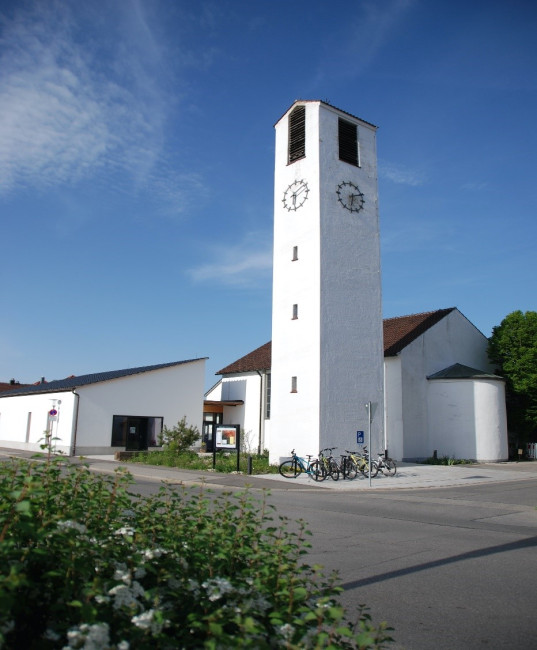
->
[[336, 181, 365, 213], [283, 180, 309, 211]]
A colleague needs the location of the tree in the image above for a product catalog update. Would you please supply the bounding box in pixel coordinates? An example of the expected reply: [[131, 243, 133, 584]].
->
[[158, 416, 200, 452], [488, 310, 537, 442]]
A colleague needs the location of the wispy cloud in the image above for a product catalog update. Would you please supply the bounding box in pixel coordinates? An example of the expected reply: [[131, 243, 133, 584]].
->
[[380, 161, 425, 186], [0, 1, 181, 201], [188, 232, 273, 287]]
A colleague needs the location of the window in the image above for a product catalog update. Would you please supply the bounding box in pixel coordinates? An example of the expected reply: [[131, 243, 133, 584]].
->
[[26, 412, 32, 443], [292, 245, 298, 261], [288, 105, 306, 163], [111, 415, 163, 450], [338, 118, 360, 166], [292, 304, 298, 319]]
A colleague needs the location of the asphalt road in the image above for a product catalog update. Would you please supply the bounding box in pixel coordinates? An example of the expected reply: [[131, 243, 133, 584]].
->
[[263, 481, 537, 650]]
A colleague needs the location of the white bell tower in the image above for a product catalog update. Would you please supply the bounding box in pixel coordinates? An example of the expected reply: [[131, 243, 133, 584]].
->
[[270, 100, 384, 462]]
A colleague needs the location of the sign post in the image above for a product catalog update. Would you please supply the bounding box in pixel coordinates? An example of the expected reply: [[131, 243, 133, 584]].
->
[[213, 424, 241, 472]]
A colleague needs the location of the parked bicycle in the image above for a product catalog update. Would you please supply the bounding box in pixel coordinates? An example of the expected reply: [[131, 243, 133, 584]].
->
[[318, 447, 341, 481], [345, 448, 377, 478], [374, 451, 397, 476], [278, 450, 326, 481]]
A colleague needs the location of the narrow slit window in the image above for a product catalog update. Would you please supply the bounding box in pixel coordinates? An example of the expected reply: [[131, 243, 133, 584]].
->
[[338, 118, 359, 166], [26, 412, 32, 442], [288, 105, 306, 163], [292, 245, 298, 261], [292, 304, 298, 319], [291, 376, 298, 393]]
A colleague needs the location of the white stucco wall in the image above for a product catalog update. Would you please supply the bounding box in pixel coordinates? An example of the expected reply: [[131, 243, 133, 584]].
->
[[74, 361, 205, 454], [270, 101, 384, 463], [383, 357, 404, 461], [427, 378, 508, 461], [0, 360, 205, 456], [208, 373, 270, 454], [271, 102, 322, 461], [399, 309, 493, 460], [0, 390, 77, 453]]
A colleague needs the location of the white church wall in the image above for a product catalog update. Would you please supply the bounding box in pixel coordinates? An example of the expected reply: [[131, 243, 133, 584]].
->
[[318, 105, 384, 455], [383, 357, 404, 461], [219, 373, 262, 451], [400, 309, 492, 460], [427, 378, 508, 462], [427, 380, 478, 460], [0, 390, 77, 454], [474, 380, 508, 461], [271, 103, 322, 462]]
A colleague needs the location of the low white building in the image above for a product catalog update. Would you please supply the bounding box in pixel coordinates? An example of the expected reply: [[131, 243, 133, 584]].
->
[[0, 358, 206, 456], [206, 308, 508, 462]]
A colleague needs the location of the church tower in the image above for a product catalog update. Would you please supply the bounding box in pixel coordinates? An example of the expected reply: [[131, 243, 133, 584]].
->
[[270, 100, 384, 462]]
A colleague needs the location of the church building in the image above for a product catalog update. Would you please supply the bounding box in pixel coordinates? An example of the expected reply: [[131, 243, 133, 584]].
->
[[206, 100, 508, 464]]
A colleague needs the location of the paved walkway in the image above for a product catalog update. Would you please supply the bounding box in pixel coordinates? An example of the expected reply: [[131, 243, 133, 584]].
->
[[3, 448, 536, 491]]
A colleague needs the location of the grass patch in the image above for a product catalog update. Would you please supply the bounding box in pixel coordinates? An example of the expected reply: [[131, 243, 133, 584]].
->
[[127, 450, 280, 474]]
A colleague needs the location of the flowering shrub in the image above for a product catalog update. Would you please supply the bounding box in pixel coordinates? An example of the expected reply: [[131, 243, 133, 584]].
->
[[0, 457, 392, 649]]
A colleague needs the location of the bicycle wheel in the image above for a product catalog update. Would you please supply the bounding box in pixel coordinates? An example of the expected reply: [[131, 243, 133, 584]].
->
[[383, 458, 397, 476], [344, 459, 358, 480], [361, 459, 378, 478], [310, 461, 326, 482], [279, 459, 300, 478], [329, 459, 340, 481]]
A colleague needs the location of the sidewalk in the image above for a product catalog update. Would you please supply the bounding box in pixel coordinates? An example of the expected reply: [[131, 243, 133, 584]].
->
[[3, 448, 535, 491]]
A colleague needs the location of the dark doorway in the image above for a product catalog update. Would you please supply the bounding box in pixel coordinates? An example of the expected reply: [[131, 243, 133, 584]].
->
[[112, 415, 162, 450]]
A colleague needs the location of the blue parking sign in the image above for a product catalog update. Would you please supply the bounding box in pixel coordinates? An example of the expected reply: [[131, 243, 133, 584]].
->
[[357, 430, 364, 444]]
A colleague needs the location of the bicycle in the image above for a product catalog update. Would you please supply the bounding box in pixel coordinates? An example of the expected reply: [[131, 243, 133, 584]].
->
[[278, 450, 326, 481], [318, 447, 341, 481], [374, 451, 397, 476], [345, 448, 378, 478]]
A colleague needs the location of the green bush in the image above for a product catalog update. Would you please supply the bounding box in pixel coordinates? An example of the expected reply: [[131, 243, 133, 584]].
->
[[129, 450, 280, 474], [158, 416, 200, 453], [0, 458, 392, 649]]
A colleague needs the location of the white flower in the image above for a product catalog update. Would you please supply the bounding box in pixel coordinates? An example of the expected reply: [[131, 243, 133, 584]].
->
[[279, 623, 295, 641], [114, 526, 135, 537], [113, 566, 131, 584], [57, 520, 87, 534], [142, 547, 166, 560], [202, 577, 234, 602], [131, 609, 166, 634], [64, 622, 110, 649], [108, 584, 142, 611]]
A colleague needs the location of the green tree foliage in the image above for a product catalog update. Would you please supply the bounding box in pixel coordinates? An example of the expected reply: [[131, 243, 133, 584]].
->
[[158, 416, 201, 452], [488, 310, 537, 438], [0, 457, 393, 649]]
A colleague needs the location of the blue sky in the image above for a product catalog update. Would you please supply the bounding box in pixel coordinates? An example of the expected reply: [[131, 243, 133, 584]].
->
[[1, 0, 536, 390]]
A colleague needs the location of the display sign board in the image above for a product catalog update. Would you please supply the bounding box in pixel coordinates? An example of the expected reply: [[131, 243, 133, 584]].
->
[[356, 430, 364, 444], [215, 425, 239, 450]]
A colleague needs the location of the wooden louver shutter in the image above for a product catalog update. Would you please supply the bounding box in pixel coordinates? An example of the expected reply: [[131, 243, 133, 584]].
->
[[288, 106, 306, 163], [338, 118, 358, 166]]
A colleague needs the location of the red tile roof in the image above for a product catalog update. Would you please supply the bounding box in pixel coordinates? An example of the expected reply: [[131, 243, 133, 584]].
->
[[216, 309, 456, 375]]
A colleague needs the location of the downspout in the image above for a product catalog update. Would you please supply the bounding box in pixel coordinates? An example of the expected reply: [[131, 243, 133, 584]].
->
[[71, 389, 80, 456], [256, 371, 265, 455]]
